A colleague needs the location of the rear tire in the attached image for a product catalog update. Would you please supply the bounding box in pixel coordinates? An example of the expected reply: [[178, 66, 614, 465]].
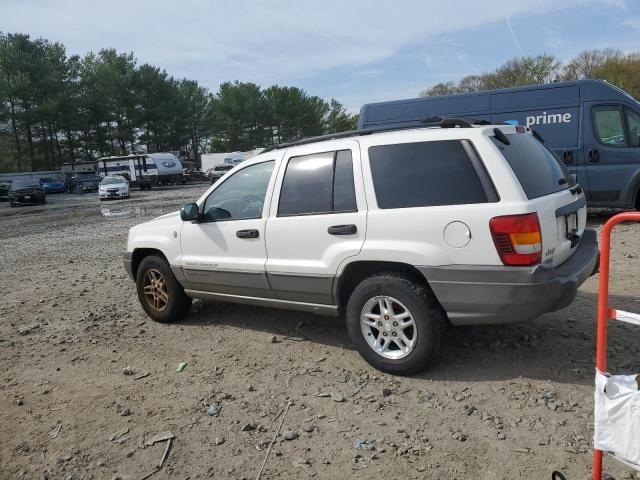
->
[[346, 272, 446, 375], [136, 255, 192, 323]]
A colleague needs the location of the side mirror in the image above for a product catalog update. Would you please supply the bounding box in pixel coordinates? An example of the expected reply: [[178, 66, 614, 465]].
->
[[180, 202, 200, 221]]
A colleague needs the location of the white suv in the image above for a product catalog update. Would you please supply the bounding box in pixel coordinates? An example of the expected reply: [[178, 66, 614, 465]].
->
[[124, 119, 599, 374]]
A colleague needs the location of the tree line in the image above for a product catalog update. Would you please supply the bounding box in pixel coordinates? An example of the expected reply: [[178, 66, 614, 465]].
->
[[420, 50, 640, 98], [0, 32, 357, 173]]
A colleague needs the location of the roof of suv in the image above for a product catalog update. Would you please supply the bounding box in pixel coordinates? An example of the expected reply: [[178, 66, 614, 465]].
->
[[260, 117, 520, 154]]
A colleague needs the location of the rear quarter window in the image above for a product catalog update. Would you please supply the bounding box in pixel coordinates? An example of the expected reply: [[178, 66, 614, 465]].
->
[[368, 140, 490, 209], [491, 134, 574, 199]]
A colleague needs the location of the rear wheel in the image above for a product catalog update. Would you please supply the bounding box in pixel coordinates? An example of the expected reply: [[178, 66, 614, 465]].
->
[[346, 272, 446, 375], [136, 255, 192, 323]]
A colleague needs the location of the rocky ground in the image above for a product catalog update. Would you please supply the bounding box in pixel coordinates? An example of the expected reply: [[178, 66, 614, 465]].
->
[[1, 185, 639, 480]]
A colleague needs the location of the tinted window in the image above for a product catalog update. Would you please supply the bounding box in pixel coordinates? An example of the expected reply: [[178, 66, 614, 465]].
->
[[203, 161, 274, 221], [369, 140, 488, 209], [332, 150, 357, 212], [593, 106, 626, 146], [278, 150, 357, 216], [491, 134, 573, 200], [278, 152, 334, 215], [627, 108, 640, 148]]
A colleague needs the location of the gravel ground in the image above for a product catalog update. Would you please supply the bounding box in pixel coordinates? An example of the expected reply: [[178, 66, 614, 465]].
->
[[1, 186, 639, 480]]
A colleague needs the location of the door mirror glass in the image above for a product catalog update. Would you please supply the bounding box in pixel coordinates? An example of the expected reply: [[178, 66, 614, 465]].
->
[[180, 202, 200, 221]]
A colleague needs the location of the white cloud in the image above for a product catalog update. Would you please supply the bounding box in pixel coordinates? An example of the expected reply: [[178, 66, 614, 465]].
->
[[0, 0, 596, 93]]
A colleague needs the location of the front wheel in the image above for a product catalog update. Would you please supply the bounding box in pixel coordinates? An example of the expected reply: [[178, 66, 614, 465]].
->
[[346, 272, 446, 375], [136, 255, 192, 323]]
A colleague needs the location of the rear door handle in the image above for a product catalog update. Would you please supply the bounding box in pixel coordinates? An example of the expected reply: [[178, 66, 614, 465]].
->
[[236, 229, 259, 239], [562, 150, 573, 164], [327, 224, 357, 235], [588, 149, 600, 162]]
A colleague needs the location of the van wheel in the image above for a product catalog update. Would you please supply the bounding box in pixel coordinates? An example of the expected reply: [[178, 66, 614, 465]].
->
[[346, 272, 446, 375], [136, 255, 192, 323]]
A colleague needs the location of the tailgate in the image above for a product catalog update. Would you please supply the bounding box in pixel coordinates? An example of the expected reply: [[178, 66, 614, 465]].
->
[[532, 190, 587, 267]]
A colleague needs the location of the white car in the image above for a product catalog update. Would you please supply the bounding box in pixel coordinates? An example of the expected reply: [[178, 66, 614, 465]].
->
[[99, 175, 129, 200], [124, 118, 599, 374]]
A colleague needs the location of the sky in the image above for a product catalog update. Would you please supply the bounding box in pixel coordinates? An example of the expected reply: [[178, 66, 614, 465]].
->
[[1, 0, 640, 112]]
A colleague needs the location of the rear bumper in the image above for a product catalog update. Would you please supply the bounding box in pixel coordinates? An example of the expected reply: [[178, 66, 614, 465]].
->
[[419, 229, 599, 325], [123, 252, 134, 280]]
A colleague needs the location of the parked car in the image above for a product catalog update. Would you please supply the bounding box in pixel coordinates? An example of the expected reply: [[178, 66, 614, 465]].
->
[[9, 178, 46, 206], [0, 181, 10, 201], [40, 177, 66, 194], [124, 119, 599, 375], [98, 175, 130, 200], [206, 165, 234, 184], [66, 172, 101, 193], [358, 79, 640, 211]]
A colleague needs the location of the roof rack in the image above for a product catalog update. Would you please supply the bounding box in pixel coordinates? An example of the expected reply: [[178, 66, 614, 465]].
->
[[261, 116, 489, 153]]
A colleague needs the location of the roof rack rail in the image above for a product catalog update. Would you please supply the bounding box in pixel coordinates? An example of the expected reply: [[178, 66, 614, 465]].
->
[[260, 116, 495, 153]]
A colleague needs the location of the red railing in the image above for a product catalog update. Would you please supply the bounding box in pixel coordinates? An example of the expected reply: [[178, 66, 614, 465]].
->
[[593, 212, 640, 480]]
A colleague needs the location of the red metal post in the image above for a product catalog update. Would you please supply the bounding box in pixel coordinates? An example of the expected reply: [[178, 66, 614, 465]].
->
[[593, 212, 640, 480]]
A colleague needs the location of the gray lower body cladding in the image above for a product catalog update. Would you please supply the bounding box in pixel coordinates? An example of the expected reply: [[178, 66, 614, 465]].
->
[[123, 229, 598, 325], [419, 229, 599, 325]]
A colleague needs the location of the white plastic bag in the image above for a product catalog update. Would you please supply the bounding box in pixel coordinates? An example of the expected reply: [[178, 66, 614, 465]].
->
[[594, 370, 640, 467]]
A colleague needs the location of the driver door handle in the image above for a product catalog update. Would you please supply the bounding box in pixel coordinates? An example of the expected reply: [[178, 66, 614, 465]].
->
[[588, 148, 600, 162], [236, 229, 259, 239], [328, 224, 357, 235]]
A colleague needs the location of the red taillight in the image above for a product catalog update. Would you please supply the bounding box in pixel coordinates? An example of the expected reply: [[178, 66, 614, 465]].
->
[[490, 213, 542, 266]]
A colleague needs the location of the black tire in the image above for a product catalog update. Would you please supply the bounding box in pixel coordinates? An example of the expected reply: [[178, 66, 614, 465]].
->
[[135, 255, 192, 323], [346, 272, 446, 375]]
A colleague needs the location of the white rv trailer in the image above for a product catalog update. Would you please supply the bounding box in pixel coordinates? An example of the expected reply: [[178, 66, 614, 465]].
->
[[200, 149, 263, 172], [96, 153, 183, 189]]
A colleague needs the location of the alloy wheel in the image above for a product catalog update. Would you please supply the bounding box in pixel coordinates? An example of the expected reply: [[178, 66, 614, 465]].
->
[[360, 295, 417, 360], [143, 268, 169, 312]]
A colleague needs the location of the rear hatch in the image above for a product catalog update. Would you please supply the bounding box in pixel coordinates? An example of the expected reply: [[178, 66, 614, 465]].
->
[[491, 131, 587, 267]]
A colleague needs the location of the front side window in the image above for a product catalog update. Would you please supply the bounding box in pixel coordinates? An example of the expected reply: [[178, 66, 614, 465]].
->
[[369, 140, 489, 209], [278, 150, 357, 216], [593, 106, 626, 147], [202, 161, 274, 221], [626, 108, 640, 148]]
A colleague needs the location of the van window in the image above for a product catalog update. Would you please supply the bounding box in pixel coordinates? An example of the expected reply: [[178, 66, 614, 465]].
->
[[491, 134, 574, 200], [368, 140, 489, 209], [278, 150, 357, 216], [627, 109, 640, 148], [593, 106, 626, 147]]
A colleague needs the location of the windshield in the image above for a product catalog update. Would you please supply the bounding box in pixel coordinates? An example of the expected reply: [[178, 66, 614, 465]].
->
[[40, 178, 55, 182], [491, 133, 575, 199], [215, 166, 233, 171], [101, 176, 126, 185], [12, 179, 40, 188]]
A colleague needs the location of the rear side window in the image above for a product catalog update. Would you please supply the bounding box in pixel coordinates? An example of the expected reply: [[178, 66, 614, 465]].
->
[[278, 150, 357, 216], [491, 134, 573, 199], [368, 140, 489, 209]]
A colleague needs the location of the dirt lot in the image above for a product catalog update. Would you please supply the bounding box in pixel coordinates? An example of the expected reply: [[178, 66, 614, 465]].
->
[[1, 185, 639, 480]]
